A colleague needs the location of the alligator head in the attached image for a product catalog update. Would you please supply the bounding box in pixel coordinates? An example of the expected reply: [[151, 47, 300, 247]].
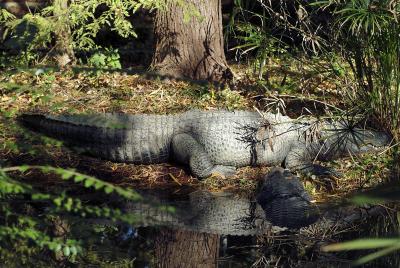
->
[[257, 167, 320, 229], [317, 120, 391, 158]]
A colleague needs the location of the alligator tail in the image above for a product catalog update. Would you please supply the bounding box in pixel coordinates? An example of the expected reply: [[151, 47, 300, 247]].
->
[[18, 113, 120, 144], [18, 113, 175, 164]]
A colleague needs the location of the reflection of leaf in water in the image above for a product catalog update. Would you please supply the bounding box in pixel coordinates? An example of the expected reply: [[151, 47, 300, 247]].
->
[[397, 212, 400, 226], [323, 179, 400, 265], [323, 238, 400, 265], [351, 195, 387, 206], [353, 181, 400, 203]]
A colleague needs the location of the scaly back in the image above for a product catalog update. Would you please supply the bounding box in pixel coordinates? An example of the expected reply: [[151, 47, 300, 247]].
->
[[19, 113, 179, 164]]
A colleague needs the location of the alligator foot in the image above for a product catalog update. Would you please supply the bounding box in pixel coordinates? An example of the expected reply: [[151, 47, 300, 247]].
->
[[209, 165, 236, 178], [172, 133, 237, 179]]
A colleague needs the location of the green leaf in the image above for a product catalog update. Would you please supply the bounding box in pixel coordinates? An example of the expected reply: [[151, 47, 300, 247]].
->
[[31, 193, 51, 200], [323, 239, 400, 251], [63, 246, 70, 257], [69, 245, 78, 256], [64, 198, 73, 211], [53, 197, 63, 207], [55, 244, 62, 252], [94, 181, 104, 190], [104, 186, 114, 194], [18, 165, 30, 172], [355, 244, 400, 265], [74, 175, 85, 183], [60, 171, 74, 180], [84, 179, 95, 188], [40, 166, 51, 173]]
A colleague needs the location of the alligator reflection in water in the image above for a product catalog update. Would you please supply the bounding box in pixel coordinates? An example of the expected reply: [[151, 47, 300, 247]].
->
[[121, 189, 267, 267], [126, 167, 319, 234], [119, 168, 315, 268], [116, 170, 399, 267], [118, 205, 400, 267], [118, 202, 400, 268], [126, 190, 268, 236], [117, 189, 266, 267]]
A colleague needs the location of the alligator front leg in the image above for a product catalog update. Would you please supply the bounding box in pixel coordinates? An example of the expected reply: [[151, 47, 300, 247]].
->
[[285, 147, 342, 177], [171, 133, 236, 179]]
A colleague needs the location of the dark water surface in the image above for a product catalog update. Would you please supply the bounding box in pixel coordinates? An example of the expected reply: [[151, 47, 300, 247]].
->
[[73, 208, 400, 267], [1, 188, 399, 267], [82, 207, 398, 268]]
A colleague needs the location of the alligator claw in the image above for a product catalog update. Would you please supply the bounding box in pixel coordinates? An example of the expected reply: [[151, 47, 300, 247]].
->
[[209, 165, 236, 178]]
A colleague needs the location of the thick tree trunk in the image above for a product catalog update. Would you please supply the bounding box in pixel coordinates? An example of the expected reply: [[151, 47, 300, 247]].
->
[[53, 0, 75, 67], [154, 229, 220, 268], [151, 0, 233, 83]]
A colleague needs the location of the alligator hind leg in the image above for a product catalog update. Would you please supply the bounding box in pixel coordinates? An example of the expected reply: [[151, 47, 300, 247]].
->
[[171, 133, 236, 179]]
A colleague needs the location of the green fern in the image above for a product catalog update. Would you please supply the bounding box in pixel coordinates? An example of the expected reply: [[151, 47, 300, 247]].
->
[[0, 164, 142, 263]]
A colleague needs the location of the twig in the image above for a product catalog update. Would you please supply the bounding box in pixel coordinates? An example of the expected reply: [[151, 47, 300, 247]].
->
[[378, 141, 400, 156], [275, 94, 344, 112]]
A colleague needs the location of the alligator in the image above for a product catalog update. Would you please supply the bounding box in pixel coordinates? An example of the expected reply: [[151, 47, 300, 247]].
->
[[123, 167, 319, 233], [19, 110, 390, 179]]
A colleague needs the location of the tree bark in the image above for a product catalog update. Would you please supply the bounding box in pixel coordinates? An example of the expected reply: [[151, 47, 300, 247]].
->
[[151, 0, 233, 83], [154, 229, 220, 268], [53, 0, 75, 67]]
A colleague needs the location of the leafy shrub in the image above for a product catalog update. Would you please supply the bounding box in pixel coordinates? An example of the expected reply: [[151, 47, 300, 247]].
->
[[232, 22, 287, 80], [0, 0, 167, 66], [314, 0, 400, 138], [87, 48, 122, 70], [0, 165, 141, 265]]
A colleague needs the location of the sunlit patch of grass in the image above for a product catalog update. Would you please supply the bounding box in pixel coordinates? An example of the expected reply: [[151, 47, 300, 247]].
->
[[301, 151, 393, 204], [202, 166, 269, 193], [334, 152, 391, 190], [230, 55, 347, 97], [1, 69, 249, 118]]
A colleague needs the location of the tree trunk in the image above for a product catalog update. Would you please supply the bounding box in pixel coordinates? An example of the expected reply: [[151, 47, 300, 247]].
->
[[151, 0, 233, 83], [53, 0, 75, 68], [154, 229, 220, 268]]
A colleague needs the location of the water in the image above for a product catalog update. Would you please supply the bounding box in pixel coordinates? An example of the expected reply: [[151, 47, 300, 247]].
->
[[0, 188, 399, 267], [65, 212, 400, 267]]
